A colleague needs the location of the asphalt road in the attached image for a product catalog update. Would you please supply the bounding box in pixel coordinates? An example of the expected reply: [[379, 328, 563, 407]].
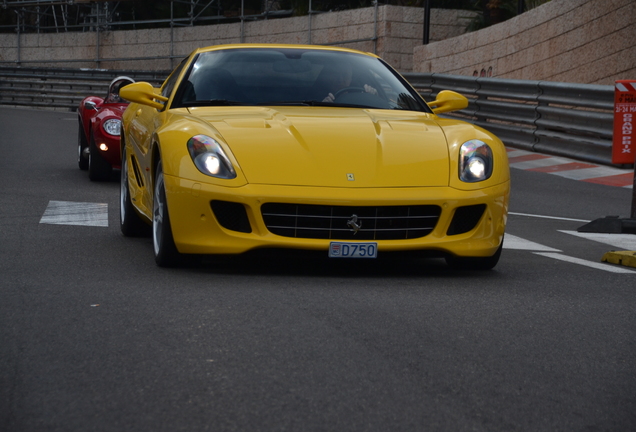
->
[[1, 107, 635, 431]]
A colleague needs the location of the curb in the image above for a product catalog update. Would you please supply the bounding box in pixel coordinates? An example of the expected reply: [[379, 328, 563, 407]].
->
[[506, 148, 634, 189], [601, 251, 636, 268]]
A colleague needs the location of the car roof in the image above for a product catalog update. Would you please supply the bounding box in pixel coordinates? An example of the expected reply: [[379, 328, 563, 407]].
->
[[191, 43, 380, 59]]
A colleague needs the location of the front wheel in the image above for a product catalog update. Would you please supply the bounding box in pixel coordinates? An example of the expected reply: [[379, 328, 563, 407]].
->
[[88, 134, 112, 181], [153, 160, 181, 267], [445, 239, 503, 271], [120, 147, 149, 237], [78, 121, 89, 170]]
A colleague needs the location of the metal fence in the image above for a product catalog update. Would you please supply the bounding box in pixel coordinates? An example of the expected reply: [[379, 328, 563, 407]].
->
[[0, 66, 622, 167], [0, 66, 168, 110], [404, 73, 618, 166]]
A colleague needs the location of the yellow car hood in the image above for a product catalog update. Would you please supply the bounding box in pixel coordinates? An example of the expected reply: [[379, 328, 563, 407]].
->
[[188, 106, 450, 188]]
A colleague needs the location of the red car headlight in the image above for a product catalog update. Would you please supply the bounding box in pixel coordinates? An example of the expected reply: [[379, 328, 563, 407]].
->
[[102, 119, 121, 136]]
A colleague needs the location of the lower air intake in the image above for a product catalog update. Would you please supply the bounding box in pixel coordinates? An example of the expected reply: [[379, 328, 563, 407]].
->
[[211, 200, 252, 233], [446, 204, 486, 236]]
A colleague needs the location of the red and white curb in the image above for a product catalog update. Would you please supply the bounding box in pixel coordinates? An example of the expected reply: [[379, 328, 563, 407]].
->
[[506, 148, 634, 189]]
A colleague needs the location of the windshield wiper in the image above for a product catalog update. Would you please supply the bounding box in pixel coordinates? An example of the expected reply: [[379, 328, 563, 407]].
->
[[185, 99, 247, 107], [257, 100, 379, 109], [256, 100, 315, 106]]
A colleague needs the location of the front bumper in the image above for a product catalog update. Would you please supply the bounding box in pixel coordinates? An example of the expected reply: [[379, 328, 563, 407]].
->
[[92, 129, 121, 169], [164, 174, 509, 257]]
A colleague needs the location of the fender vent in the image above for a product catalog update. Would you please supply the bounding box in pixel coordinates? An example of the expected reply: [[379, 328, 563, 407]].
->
[[130, 155, 144, 188]]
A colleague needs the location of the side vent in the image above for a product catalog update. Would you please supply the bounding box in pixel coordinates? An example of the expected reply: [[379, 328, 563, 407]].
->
[[130, 155, 144, 188], [447, 204, 487, 236]]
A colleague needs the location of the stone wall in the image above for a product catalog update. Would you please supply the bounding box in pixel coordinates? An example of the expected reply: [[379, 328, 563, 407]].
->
[[0, 5, 475, 73], [413, 0, 636, 85]]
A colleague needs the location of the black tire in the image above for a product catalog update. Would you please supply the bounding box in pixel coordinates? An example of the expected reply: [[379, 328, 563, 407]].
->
[[445, 238, 503, 271], [78, 121, 89, 170], [88, 134, 112, 181], [120, 147, 150, 237], [153, 160, 181, 267]]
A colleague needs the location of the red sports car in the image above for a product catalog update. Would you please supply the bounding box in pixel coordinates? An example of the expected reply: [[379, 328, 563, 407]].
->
[[77, 76, 134, 180]]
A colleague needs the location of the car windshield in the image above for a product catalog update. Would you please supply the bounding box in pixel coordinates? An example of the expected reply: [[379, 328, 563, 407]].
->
[[105, 77, 134, 104], [172, 48, 429, 112]]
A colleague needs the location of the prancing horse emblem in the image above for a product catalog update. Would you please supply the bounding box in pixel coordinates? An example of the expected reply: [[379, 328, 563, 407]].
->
[[347, 214, 362, 235]]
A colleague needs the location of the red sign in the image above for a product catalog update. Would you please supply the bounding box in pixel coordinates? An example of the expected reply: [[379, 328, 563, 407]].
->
[[613, 80, 636, 164]]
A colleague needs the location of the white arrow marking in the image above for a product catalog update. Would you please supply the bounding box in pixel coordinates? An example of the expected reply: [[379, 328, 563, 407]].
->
[[503, 234, 561, 251], [534, 252, 636, 274], [40, 201, 108, 227], [559, 230, 636, 250]]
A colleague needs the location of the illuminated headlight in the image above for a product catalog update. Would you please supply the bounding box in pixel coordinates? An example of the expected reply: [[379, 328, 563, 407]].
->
[[459, 140, 493, 182], [102, 119, 121, 136], [187, 135, 236, 179]]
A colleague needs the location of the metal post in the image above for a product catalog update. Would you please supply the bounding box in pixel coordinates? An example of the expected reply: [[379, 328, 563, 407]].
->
[[53, 5, 59, 33], [517, 0, 525, 15], [423, 0, 430, 45], [15, 10, 21, 65], [373, 0, 378, 54], [62, 3, 68, 31], [308, 0, 312, 44], [240, 0, 244, 43], [95, 4, 100, 68], [170, 0, 174, 69]]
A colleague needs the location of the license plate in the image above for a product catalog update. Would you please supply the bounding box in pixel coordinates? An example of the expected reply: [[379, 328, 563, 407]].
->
[[329, 242, 377, 258]]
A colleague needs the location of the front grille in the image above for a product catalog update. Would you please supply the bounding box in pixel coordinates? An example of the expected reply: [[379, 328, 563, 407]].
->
[[261, 203, 441, 240]]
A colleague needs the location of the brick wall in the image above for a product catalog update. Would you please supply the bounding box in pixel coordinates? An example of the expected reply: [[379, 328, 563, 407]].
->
[[413, 0, 636, 85], [0, 5, 473, 73]]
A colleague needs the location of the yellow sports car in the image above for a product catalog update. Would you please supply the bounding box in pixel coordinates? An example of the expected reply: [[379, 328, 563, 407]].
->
[[119, 44, 509, 269]]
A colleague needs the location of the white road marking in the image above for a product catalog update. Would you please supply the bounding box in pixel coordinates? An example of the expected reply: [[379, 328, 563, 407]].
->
[[559, 230, 636, 251], [505, 231, 635, 273], [506, 149, 532, 158], [534, 252, 636, 274], [508, 212, 590, 223], [549, 166, 634, 181], [503, 234, 561, 252], [40, 201, 108, 227], [509, 157, 573, 170]]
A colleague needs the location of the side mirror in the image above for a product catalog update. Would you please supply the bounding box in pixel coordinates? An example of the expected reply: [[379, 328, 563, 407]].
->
[[84, 100, 98, 110], [119, 82, 168, 110], [428, 90, 469, 114]]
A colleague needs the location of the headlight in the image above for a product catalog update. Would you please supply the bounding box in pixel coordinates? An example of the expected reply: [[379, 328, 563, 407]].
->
[[102, 119, 121, 136], [459, 139, 493, 182], [187, 135, 236, 179]]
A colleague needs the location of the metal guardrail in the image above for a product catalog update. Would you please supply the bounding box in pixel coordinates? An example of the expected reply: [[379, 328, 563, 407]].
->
[[0, 67, 622, 167], [403, 73, 619, 167], [0, 66, 168, 110]]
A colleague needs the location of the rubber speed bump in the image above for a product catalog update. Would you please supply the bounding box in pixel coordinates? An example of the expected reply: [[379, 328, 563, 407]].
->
[[601, 251, 636, 268]]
